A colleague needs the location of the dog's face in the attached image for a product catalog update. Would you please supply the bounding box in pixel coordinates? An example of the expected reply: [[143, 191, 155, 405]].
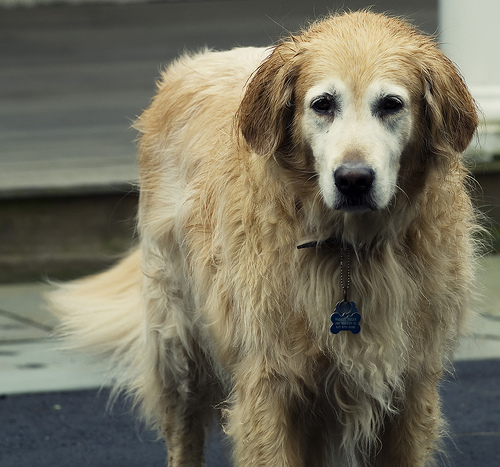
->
[[301, 77, 413, 211], [238, 12, 478, 215]]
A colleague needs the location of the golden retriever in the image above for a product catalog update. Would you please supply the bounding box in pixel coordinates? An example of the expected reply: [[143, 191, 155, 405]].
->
[[48, 11, 480, 467]]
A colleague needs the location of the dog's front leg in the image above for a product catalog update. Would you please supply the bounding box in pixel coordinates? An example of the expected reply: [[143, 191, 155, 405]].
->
[[376, 373, 443, 467], [225, 364, 304, 467]]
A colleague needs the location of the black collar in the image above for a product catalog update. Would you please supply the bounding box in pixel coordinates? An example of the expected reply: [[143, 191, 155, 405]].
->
[[297, 237, 347, 250]]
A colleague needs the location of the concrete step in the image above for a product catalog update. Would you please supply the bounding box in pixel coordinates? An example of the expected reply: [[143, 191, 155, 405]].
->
[[0, 189, 138, 283]]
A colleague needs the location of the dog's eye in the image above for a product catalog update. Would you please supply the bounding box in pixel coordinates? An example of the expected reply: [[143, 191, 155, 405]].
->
[[311, 95, 336, 115], [379, 96, 404, 114]]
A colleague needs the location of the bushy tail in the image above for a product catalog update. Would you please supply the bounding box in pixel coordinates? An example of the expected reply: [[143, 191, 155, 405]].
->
[[46, 249, 143, 369]]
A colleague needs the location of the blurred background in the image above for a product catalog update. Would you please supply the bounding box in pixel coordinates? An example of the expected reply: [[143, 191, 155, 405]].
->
[[0, 0, 498, 282]]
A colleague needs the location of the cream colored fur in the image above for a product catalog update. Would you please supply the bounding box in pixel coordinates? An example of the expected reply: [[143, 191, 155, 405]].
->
[[47, 11, 480, 467]]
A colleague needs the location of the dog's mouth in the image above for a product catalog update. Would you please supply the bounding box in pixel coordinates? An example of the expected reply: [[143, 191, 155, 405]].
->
[[334, 195, 378, 212]]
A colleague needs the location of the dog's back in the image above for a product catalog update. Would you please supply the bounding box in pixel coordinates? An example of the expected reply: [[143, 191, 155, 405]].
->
[[48, 47, 266, 357]]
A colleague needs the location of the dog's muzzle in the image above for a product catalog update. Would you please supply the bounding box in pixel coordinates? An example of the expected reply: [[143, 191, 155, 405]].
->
[[333, 163, 377, 211]]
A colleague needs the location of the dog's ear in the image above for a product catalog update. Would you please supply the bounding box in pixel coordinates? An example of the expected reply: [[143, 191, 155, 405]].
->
[[421, 50, 478, 154], [237, 43, 300, 156]]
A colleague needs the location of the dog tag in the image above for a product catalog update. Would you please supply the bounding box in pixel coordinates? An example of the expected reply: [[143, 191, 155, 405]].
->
[[330, 300, 361, 334]]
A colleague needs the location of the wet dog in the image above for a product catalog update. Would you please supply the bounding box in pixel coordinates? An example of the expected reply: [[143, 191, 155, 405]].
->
[[49, 11, 479, 466]]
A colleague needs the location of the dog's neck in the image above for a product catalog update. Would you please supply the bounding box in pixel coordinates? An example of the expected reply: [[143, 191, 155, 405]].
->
[[297, 237, 346, 250], [297, 211, 385, 253]]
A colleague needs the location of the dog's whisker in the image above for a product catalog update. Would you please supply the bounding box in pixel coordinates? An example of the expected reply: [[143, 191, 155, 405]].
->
[[395, 184, 411, 203]]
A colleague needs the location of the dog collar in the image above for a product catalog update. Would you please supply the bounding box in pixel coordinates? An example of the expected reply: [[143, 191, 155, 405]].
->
[[297, 237, 345, 250], [297, 237, 361, 334]]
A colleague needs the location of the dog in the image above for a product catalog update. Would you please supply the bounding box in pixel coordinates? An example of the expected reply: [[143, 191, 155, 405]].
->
[[48, 11, 480, 466]]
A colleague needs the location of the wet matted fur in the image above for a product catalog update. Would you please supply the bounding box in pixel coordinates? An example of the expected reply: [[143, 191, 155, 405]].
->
[[48, 11, 480, 467]]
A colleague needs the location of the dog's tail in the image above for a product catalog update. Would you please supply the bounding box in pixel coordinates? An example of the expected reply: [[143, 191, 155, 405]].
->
[[46, 249, 143, 376]]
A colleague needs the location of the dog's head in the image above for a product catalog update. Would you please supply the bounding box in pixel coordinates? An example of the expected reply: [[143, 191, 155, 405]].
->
[[237, 11, 478, 213]]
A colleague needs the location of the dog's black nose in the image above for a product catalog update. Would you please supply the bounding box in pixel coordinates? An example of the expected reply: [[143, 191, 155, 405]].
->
[[334, 165, 375, 197]]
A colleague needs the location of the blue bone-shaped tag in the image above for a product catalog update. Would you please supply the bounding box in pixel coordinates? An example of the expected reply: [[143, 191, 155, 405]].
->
[[330, 300, 361, 334]]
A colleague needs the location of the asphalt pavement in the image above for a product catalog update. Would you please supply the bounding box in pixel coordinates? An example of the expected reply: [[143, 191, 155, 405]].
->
[[1, 360, 499, 467]]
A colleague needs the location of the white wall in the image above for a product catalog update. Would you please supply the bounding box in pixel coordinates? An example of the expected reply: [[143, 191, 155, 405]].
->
[[439, 0, 500, 159]]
